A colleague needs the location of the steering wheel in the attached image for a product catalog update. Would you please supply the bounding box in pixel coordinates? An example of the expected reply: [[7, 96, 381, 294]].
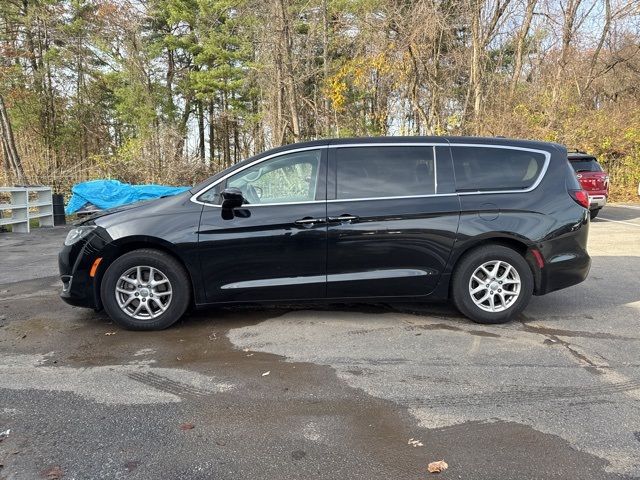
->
[[243, 184, 261, 204]]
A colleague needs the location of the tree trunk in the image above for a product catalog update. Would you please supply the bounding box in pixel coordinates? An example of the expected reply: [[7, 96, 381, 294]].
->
[[220, 91, 231, 167], [552, 0, 583, 103], [197, 100, 205, 162], [276, 0, 300, 142], [0, 95, 28, 184], [208, 101, 215, 167], [322, 0, 331, 136], [174, 97, 191, 162], [167, 49, 176, 121], [583, 0, 611, 94], [469, 1, 483, 130], [1, 136, 11, 177], [510, 0, 537, 96]]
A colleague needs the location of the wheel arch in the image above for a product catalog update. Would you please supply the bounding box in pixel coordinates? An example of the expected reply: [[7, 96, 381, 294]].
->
[[449, 235, 542, 295], [92, 236, 198, 311]]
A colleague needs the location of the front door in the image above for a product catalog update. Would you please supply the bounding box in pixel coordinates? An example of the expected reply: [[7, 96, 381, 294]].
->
[[197, 147, 328, 303], [326, 145, 460, 299]]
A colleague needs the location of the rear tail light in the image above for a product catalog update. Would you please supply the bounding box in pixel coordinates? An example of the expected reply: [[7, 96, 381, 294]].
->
[[569, 189, 589, 209]]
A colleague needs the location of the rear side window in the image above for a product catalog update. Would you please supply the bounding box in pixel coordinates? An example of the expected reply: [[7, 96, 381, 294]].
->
[[335, 146, 435, 199], [569, 158, 602, 173], [451, 146, 546, 192]]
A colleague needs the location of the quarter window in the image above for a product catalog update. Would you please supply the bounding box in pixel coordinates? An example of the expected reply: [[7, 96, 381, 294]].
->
[[335, 146, 435, 200], [200, 150, 322, 205], [452, 147, 546, 192]]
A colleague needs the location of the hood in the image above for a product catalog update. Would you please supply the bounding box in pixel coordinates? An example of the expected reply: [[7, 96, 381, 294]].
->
[[77, 192, 189, 225], [76, 200, 152, 225]]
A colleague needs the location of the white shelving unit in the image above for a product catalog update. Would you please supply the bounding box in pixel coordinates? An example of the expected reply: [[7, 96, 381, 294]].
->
[[0, 186, 54, 233]]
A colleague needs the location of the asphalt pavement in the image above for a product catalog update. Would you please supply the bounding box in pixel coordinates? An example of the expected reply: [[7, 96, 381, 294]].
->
[[0, 205, 639, 479]]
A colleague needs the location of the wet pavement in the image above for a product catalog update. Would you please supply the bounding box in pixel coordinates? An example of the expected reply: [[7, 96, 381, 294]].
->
[[0, 205, 639, 479]]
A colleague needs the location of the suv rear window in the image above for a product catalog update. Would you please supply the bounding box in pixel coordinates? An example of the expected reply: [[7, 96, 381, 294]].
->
[[451, 146, 546, 192], [569, 157, 603, 173], [335, 146, 435, 199]]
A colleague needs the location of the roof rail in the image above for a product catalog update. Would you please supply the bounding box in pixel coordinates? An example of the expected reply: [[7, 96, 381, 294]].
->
[[567, 148, 588, 154]]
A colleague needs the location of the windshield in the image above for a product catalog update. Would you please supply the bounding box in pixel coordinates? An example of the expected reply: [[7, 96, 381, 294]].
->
[[569, 158, 603, 173]]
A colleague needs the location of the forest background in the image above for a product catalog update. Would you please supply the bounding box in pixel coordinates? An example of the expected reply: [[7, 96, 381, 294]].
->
[[1, 0, 639, 200]]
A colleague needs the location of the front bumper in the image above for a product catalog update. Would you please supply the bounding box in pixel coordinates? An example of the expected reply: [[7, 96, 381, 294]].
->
[[588, 194, 607, 210], [58, 229, 110, 309]]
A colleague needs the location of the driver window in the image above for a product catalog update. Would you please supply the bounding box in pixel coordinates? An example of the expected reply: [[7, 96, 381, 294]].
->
[[223, 149, 321, 205]]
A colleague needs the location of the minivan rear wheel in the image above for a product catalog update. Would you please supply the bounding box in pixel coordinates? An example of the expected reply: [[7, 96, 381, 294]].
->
[[452, 245, 533, 324], [101, 249, 190, 330]]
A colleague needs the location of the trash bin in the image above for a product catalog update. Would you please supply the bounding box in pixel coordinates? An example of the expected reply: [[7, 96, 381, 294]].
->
[[52, 194, 66, 226]]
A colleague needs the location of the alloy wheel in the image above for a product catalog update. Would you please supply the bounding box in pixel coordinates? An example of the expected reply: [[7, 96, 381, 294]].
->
[[115, 266, 173, 320], [468, 260, 521, 312]]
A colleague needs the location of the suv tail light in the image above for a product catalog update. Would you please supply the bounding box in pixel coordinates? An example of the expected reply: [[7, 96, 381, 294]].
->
[[569, 189, 589, 209]]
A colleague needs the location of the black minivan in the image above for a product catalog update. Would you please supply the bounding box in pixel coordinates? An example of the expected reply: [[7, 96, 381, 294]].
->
[[59, 137, 591, 330]]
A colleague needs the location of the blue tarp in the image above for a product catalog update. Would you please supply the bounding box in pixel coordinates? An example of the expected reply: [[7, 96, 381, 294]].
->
[[65, 179, 190, 214]]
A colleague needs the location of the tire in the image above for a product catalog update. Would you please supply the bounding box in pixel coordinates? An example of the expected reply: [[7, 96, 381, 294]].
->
[[452, 245, 534, 324], [590, 209, 599, 220], [100, 249, 190, 330]]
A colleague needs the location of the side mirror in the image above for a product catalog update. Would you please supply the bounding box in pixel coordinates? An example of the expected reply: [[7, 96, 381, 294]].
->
[[221, 187, 244, 210]]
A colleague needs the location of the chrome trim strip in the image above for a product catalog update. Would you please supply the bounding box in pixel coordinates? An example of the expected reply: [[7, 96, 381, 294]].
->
[[327, 193, 457, 203], [220, 268, 433, 289], [329, 269, 433, 281], [191, 142, 552, 207], [199, 200, 324, 209], [328, 143, 449, 148], [221, 275, 325, 289], [433, 145, 438, 194], [200, 193, 457, 208]]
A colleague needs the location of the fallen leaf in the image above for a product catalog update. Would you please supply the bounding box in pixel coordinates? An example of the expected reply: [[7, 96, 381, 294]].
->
[[407, 438, 423, 447], [104, 332, 116, 336], [262, 371, 270, 376], [41, 465, 64, 480], [427, 460, 448, 473], [180, 423, 195, 431]]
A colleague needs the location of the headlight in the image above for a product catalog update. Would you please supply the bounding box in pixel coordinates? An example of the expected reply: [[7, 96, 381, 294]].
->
[[64, 226, 97, 246]]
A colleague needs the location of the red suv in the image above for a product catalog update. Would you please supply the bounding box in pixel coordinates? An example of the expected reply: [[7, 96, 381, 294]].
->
[[568, 151, 609, 219]]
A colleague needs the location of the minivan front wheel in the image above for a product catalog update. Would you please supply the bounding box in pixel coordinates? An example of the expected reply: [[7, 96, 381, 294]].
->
[[101, 249, 190, 330], [452, 245, 533, 324]]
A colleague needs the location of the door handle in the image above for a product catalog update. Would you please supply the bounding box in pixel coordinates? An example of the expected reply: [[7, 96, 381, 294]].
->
[[294, 217, 326, 226], [328, 214, 359, 223]]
